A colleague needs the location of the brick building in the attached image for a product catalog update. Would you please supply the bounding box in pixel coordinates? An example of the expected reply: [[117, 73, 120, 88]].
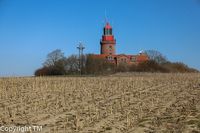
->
[[94, 22, 149, 65]]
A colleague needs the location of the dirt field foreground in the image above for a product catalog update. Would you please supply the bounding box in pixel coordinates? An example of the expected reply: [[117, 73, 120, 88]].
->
[[0, 73, 200, 133]]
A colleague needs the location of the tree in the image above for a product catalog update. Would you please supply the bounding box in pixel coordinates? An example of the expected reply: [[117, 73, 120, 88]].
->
[[65, 55, 79, 74], [43, 49, 65, 67], [162, 62, 199, 73], [136, 60, 169, 72], [34, 67, 50, 76], [116, 63, 129, 72], [85, 54, 115, 74], [35, 49, 198, 76], [144, 50, 167, 64], [35, 49, 66, 76]]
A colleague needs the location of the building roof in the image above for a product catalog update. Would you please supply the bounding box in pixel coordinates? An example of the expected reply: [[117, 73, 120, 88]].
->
[[93, 53, 148, 59]]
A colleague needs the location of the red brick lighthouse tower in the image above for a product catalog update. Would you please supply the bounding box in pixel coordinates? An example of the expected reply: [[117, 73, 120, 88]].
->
[[94, 21, 149, 65], [100, 22, 116, 55]]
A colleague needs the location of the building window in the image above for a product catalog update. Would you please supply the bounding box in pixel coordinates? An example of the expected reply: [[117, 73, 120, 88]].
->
[[120, 58, 126, 63], [107, 56, 113, 60], [131, 57, 136, 62], [109, 46, 112, 51], [104, 29, 112, 35], [109, 29, 112, 35]]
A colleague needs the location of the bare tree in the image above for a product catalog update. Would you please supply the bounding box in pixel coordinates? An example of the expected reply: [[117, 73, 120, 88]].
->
[[43, 49, 65, 67], [144, 50, 167, 64], [38, 49, 66, 75], [65, 55, 79, 74], [85, 54, 115, 74]]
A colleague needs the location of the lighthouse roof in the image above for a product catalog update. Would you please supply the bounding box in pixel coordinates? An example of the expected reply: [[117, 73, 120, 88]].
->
[[105, 22, 112, 29]]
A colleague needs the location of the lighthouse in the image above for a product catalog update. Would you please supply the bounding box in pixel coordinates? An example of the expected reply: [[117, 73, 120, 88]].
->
[[94, 21, 149, 65], [100, 22, 116, 55]]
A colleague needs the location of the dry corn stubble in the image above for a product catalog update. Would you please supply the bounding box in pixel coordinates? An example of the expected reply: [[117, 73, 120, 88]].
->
[[0, 73, 200, 133]]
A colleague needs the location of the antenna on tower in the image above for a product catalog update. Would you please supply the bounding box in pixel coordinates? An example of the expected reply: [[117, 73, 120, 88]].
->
[[77, 42, 85, 75], [104, 9, 108, 24], [111, 20, 114, 28]]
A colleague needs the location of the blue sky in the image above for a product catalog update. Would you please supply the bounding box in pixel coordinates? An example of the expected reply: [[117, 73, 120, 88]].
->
[[0, 0, 200, 76]]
